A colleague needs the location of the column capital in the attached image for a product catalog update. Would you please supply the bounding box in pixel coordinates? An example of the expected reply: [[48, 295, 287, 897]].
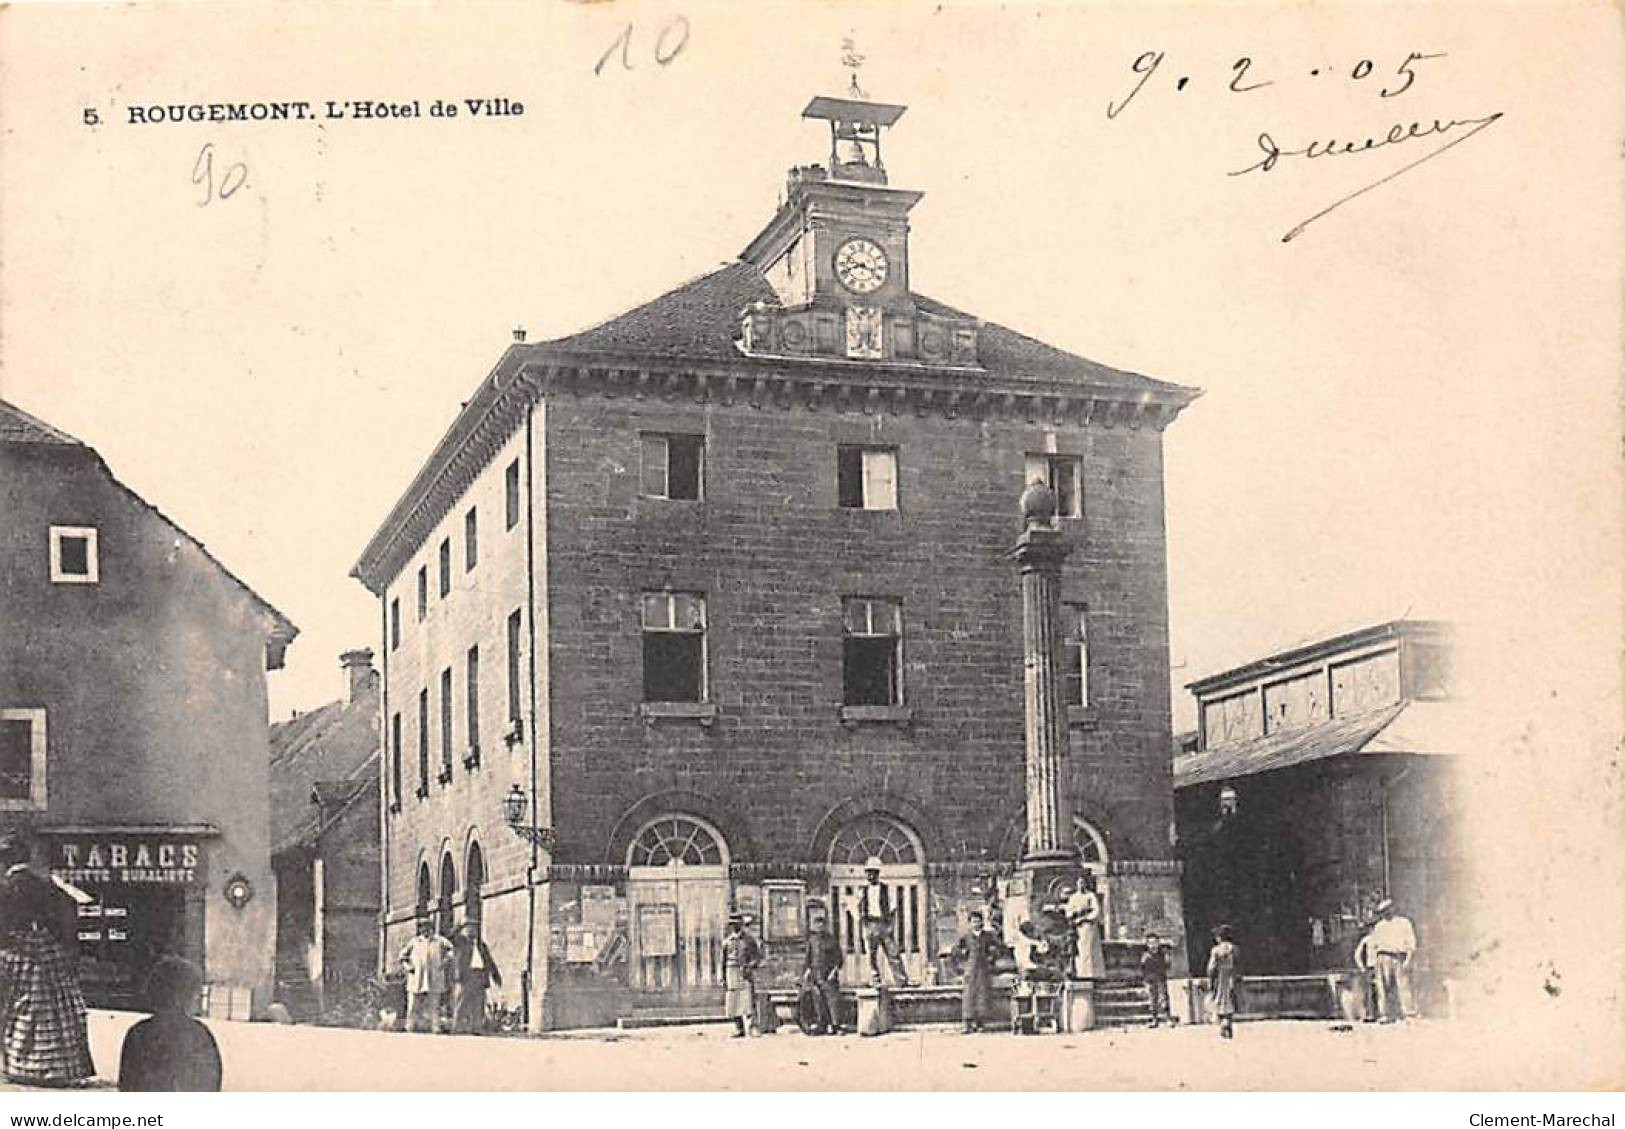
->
[[1013, 525, 1071, 571]]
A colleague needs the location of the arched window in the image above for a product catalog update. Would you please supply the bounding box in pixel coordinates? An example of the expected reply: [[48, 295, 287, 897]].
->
[[465, 841, 485, 925], [437, 853, 457, 936], [627, 815, 727, 868], [828, 812, 921, 866], [415, 862, 433, 923], [1074, 818, 1107, 873]]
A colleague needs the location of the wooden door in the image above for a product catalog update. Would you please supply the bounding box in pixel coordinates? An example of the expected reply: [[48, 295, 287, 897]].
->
[[626, 865, 728, 997]]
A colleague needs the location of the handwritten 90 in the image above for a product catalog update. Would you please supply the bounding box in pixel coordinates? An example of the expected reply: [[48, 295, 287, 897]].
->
[[1106, 50, 1446, 119]]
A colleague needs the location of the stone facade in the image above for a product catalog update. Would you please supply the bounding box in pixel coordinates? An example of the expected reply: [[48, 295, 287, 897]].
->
[[355, 94, 1197, 1029]]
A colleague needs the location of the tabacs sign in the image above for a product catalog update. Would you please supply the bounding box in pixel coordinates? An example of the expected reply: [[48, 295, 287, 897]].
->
[[50, 838, 203, 886]]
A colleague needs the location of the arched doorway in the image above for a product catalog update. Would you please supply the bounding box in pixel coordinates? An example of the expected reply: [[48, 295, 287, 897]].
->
[[827, 813, 929, 985], [437, 853, 457, 937], [464, 841, 485, 926], [624, 814, 731, 1001], [1074, 817, 1111, 936]]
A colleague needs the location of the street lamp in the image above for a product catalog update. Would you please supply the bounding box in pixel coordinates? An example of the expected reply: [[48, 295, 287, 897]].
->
[[503, 784, 556, 850]]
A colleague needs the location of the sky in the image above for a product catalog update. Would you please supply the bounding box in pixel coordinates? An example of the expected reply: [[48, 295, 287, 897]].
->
[[2, 0, 1619, 754]]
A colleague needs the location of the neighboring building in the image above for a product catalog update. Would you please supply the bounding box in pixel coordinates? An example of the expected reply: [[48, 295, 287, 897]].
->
[[351, 93, 1199, 1029], [269, 649, 381, 1022], [1173, 619, 1465, 995], [0, 398, 296, 1015]]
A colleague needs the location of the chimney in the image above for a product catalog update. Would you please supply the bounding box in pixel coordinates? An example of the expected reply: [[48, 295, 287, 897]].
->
[[339, 648, 377, 703]]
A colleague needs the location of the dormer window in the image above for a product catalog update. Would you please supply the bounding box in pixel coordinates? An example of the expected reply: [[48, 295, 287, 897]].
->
[[49, 526, 98, 584]]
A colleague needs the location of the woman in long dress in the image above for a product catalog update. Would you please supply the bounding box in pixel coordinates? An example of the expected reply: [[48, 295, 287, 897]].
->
[[720, 914, 761, 1038], [952, 912, 1000, 1033], [1065, 872, 1106, 981], [1206, 924, 1238, 1039], [0, 836, 95, 1086]]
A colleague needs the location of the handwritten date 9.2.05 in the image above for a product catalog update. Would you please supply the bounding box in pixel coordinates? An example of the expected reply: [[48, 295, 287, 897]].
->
[[1106, 49, 1445, 119]]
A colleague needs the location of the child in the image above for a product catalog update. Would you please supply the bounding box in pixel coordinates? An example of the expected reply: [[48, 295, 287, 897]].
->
[[1141, 932, 1172, 1028], [117, 956, 222, 1091], [1206, 925, 1238, 1040]]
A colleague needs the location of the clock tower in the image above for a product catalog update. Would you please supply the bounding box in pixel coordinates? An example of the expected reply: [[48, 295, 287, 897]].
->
[[738, 95, 980, 367]]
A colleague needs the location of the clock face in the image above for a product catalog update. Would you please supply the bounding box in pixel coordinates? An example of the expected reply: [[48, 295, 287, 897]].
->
[[834, 238, 889, 294]]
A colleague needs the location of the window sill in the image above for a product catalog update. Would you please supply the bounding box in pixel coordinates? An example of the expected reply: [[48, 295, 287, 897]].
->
[[436, 768, 454, 786], [1066, 706, 1098, 728], [839, 705, 912, 726], [504, 720, 524, 746], [462, 746, 481, 770], [414, 786, 430, 801], [639, 701, 718, 726], [388, 800, 402, 815]]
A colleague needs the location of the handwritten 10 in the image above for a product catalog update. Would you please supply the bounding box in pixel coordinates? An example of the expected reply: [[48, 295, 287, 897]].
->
[[1107, 50, 1447, 119]]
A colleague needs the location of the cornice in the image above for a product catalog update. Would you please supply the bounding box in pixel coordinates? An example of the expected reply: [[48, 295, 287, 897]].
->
[[352, 344, 1199, 594]]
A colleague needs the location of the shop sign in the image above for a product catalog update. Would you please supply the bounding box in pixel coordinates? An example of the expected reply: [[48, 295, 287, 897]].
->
[[49, 838, 202, 886]]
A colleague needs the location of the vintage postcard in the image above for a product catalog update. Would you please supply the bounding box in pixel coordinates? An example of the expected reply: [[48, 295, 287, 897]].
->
[[0, 0, 1620, 1102]]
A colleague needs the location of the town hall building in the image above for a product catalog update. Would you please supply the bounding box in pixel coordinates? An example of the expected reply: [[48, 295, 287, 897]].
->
[[351, 93, 1200, 1029]]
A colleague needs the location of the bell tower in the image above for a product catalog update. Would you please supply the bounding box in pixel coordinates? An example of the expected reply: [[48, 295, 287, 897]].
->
[[739, 78, 980, 367]]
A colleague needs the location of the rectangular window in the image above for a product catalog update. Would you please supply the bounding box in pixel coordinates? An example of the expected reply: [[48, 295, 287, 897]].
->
[[842, 597, 902, 706], [416, 567, 428, 621], [505, 459, 521, 530], [1062, 603, 1089, 708], [464, 508, 478, 572], [640, 433, 704, 501], [1024, 454, 1083, 520], [390, 712, 403, 809], [389, 598, 401, 651], [641, 592, 707, 702], [416, 689, 429, 796], [466, 646, 480, 752], [0, 709, 46, 811], [438, 538, 451, 598], [49, 526, 99, 584], [439, 668, 453, 781], [836, 446, 897, 510], [507, 609, 523, 725]]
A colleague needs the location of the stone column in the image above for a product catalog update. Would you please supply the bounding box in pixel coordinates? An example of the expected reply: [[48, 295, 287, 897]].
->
[[1013, 481, 1076, 875]]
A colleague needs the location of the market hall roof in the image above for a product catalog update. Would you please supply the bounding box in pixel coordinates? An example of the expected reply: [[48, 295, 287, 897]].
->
[[1172, 700, 1464, 790], [349, 262, 1201, 593]]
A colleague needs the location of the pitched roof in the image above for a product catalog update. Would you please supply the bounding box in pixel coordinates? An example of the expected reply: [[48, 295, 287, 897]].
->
[[1172, 701, 1456, 789], [353, 256, 1200, 590], [269, 689, 379, 855], [537, 262, 1190, 396], [3, 398, 298, 652], [0, 399, 84, 446]]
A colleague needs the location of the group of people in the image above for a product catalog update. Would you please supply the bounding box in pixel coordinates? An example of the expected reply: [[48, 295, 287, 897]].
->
[[0, 834, 220, 1090], [396, 916, 504, 1034], [1201, 897, 1421, 1039]]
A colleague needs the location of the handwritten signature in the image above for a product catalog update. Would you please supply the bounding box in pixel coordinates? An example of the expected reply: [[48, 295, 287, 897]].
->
[[1228, 111, 1504, 242]]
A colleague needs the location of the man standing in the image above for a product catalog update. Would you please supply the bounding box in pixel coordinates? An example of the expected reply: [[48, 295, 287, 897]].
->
[[450, 919, 503, 1034], [803, 907, 844, 1034], [398, 917, 454, 1034], [1367, 898, 1418, 1022], [721, 913, 762, 1038], [855, 858, 910, 987]]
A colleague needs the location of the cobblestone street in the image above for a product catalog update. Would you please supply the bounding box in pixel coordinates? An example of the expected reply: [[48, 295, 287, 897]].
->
[[0, 1006, 1603, 1093]]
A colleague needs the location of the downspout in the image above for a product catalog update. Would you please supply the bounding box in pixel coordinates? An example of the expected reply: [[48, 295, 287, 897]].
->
[[523, 399, 541, 1030], [377, 593, 390, 977]]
